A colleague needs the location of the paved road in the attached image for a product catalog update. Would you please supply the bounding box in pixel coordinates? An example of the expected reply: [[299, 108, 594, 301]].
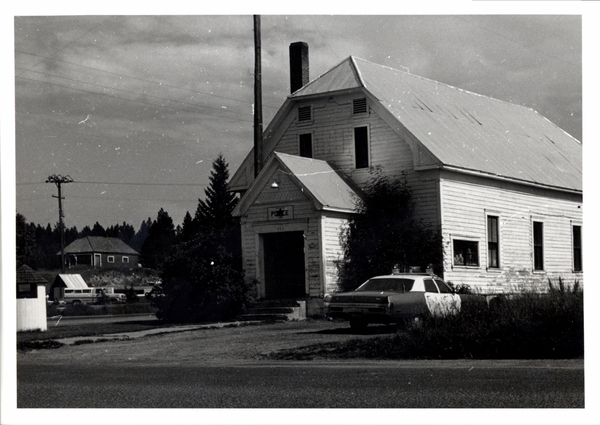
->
[[18, 360, 583, 408]]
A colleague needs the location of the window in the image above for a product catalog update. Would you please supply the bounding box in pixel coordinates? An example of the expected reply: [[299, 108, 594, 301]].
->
[[453, 240, 479, 266], [298, 105, 312, 122], [533, 221, 544, 271], [424, 279, 438, 293], [299, 133, 313, 158], [573, 225, 582, 272], [435, 279, 453, 294], [354, 126, 369, 169], [122, 256, 130, 264], [487, 216, 499, 268], [107, 256, 115, 263], [353, 98, 367, 115]]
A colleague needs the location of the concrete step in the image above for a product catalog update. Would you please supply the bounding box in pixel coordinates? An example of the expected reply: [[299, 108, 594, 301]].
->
[[241, 300, 306, 322]]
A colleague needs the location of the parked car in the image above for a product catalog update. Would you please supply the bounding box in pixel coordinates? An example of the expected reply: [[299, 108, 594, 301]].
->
[[324, 273, 484, 329]]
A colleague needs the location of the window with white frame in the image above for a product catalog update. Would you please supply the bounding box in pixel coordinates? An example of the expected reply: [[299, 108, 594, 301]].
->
[[453, 239, 479, 267], [122, 256, 130, 264], [107, 256, 115, 263], [487, 215, 499, 268], [573, 225, 582, 272], [533, 221, 544, 271]]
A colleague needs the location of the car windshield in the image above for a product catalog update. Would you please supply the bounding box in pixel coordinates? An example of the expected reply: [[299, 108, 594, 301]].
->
[[355, 278, 415, 293]]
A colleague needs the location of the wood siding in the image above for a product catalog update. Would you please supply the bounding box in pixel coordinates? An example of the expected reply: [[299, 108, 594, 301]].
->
[[439, 171, 582, 292]]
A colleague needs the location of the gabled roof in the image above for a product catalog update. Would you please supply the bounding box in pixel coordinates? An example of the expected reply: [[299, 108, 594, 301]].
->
[[17, 265, 47, 285], [231, 56, 581, 193], [292, 57, 581, 192], [233, 152, 362, 217], [52, 274, 89, 289], [61, 236, 139, 256]]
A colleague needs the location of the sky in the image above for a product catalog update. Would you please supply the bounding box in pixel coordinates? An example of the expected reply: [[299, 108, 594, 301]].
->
[[3, 9, 587, 235]]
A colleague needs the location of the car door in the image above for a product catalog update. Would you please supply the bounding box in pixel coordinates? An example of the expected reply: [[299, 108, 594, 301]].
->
[[423, 278, 462, 317]]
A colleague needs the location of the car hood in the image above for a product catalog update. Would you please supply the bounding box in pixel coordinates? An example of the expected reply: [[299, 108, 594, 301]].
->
[[331, 291, 399, 303]]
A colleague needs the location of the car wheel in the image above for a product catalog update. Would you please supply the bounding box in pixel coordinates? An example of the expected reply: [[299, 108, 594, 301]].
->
[[349, 319, 368, 330]]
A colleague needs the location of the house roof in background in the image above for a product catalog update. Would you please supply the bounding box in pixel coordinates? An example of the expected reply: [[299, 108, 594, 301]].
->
[[17, 265, 48, 285], [291, 56, 582, 192], [62, 236, 139, 255]]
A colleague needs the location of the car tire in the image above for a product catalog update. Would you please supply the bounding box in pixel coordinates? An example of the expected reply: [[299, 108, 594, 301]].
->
[[349, 319, 368, 330]]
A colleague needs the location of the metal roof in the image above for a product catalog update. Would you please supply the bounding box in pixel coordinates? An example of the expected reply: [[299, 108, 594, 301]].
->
[[233, 152, 362, 217], [54, 274, 89, 289], [61, 236, 139, 255], [292, 57, 582, 192], [275, 152, 362, 211]]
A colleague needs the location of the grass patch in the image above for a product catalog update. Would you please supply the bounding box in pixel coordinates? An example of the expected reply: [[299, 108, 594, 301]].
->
[[270, 288, 584, 360], [17, 319, 164, 345], [17, 339, 64, 352]]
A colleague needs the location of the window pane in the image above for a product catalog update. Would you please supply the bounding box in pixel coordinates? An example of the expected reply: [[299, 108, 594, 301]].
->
[[573, 225, 582, 272], [487, 216, 499, 268], [424, 279, 438, 293], [435, 279, 452, 293], [299, 133, 312, 158], [453, 240, 479, 266], [533, 222, 544, 270], [354, 127, 369, 169]]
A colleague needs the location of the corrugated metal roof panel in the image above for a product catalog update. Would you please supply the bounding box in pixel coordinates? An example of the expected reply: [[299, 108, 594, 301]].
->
[[293, 57, 582, 192], [275, 152, 361, 211], [57, 274, 89, 289]]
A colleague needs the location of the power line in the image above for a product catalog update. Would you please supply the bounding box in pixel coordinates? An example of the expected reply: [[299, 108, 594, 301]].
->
[[16, 75, 255, 124], [16, 66, 255, 120], [16, 50, 281, 110]]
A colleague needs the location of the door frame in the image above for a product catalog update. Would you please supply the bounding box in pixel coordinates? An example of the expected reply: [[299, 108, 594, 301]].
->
[[254, 222, 308, 299]]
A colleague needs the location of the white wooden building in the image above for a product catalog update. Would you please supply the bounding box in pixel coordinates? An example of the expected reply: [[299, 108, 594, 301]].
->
[[230, 45, 582, 316]]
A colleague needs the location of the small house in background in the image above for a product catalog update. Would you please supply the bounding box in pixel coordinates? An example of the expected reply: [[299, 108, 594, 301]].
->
[[60, 236, 139, 269], [17, 265, 48, 332]]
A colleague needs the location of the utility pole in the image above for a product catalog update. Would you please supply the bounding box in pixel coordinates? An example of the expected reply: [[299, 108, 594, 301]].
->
[[253, 15, 263, 178], [46, 174, 73, 273]]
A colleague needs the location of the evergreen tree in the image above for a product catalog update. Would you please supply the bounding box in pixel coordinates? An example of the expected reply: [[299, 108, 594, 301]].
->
[[140, 209, 176, 269], [16, 213, 36, 268], [194, 153, 238, 232], [149, 154, 250, 323]]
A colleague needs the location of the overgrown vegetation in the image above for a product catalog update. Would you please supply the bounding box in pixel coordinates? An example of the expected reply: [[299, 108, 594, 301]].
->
[[337, 172, 442, 292], [271, 284, 584, 360]]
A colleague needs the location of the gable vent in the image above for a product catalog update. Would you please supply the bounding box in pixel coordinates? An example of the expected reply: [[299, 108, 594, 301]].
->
[[353, 98, 368, 115], [298, 105, 312, 122]]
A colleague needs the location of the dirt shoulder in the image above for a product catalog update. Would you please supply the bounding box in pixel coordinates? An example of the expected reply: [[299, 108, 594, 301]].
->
[[17, 320, 390, 365]]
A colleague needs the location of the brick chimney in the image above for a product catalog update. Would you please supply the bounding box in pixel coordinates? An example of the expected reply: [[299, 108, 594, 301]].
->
[[289, 42, 309, 94]]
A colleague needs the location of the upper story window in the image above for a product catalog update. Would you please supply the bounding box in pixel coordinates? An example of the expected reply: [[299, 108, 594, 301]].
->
[[298, 105, 312, 122], [353, 98, 368, 115], [354, 126, 370, 169], [299, 133, 313, 158]]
